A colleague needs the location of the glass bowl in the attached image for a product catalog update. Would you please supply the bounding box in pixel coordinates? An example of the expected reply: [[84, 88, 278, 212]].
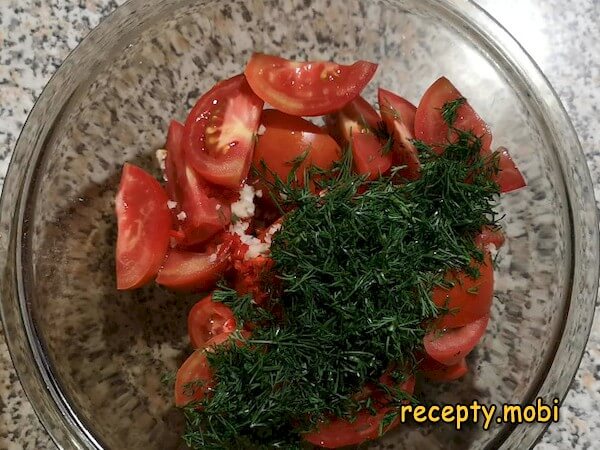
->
[[0, 0, 597, 449]]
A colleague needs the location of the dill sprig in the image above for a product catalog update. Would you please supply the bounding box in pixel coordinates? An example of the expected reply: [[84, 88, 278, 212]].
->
[[182, 131, 500, 449], [440, 97, 466, 126]]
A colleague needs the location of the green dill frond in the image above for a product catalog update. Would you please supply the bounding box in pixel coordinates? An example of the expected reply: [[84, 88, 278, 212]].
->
[[440, 97, 466, 126], [181, 128, 501, 448]]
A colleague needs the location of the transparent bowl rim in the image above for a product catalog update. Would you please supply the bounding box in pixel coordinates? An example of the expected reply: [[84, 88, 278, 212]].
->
[[0, 0, 597, 449]]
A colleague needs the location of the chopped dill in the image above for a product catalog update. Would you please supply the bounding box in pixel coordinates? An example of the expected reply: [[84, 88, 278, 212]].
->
[[182, 130, 501, 449], [440, 97, 466, 126]]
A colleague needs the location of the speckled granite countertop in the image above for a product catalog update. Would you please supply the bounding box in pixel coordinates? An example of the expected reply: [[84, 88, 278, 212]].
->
[[0, 0, 598, 448]]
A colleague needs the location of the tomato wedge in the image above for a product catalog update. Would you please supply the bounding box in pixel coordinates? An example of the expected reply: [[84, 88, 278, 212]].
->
[[115, 164, 171, 290], [475, 226, 505, 249], [304, 376, 415, 449], [164, 120, 231, 245], [414, 77, 492, 153], [244, 53, 377, 116], [164, 120, 184, 201], [324, 95, 380, 144], [184, 74, 263, 189], [324, 96, 392, 180], [433, 250, 494, 329], [175, 350, 214, 407], [424, 315, 489, 366], [378, 88, 420, 180], [188, 296, 237, 349], [253, 109, 341, 185], [351, 131, 393, 180], [495, 146, 526, 193], [420, 356, 468, 382], [179, 167, 232, 246], [155, 243, 231, 292]]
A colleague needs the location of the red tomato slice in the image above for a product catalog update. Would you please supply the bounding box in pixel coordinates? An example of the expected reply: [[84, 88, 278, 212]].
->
[[164, 120, 231, 245], [324, 95, 381, 144], [420, 356, 468, 382], [324, 96, 392, 180], [304, 376, 414, 449], [475, 226, 505, 249], [188, 295, 237, 349], [155, 243, 231, 292], [378, 88, 420, 180], [378, 88, 416, 136], [184, 74, 264, 189], [244, 53, 378, 117], [165, 120, 184, 201], [424, 315, 489, 366], [414, 77, 492, 153], [495, 147, 526, 193], [115, 164, 171, 290], [433, 251, 494, 329], [253, 109, 341, 185], [351, 131, 393, 180], [174, 350, 214, 407], [178, 167, 232, 246]]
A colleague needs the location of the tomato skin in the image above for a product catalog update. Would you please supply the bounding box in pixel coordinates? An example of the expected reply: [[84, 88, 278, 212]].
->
[[164, 120, 231, 246], [155, 243, 231, 292], [178, 167, 232, 246], [475, 226, 505, 249], [253, 109, 341, 185], [495, 147, 526, 193], [324, 96, 392, 180], [303, 375, 415, 448], [244, 53, 378, 116], [165, 120, 185, 201], [115, 164, 171, 290], [184, 74, 264, 189], [415, 77, 492, 153], [174, 350, 214, 407], [433, 250, 494, 329], [420, 356, 468, 382], [378, 88, 420, 180], [188, 296, 237, 349], [424, 315, 489, 366], [351, 131, 393, 180], [378, 88, 417, 135], [324, 95, 380, 144]]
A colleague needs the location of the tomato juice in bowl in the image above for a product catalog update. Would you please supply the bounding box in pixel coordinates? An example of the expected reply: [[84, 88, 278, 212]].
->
[[0, 1, 597, 449]]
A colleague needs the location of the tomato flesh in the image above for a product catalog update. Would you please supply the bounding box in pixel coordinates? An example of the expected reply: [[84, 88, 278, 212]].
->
[[188, 295, 237, 349], [165, 120, 184, 201], [253, 109, 341, 185], [115, 164, 171, 290], [324, 95, 380, 144], [165, 120, 231, 246], [475, 226, 505, 249], [420, 356, 468, 382], [414, 77, 492, 153], [245, 53, 377, 116], [155, 243, 231, 292], [378, 88, 420, 180], [424, 315, 489, 366], [304, 375, 415, 448], [433, 251, 494, 329], [495, 146, 526, 193], [184, 74, 264, 189], [324, 96, 392, 180], [175, 350, 213, 407], [351, 131, 393, 180]]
